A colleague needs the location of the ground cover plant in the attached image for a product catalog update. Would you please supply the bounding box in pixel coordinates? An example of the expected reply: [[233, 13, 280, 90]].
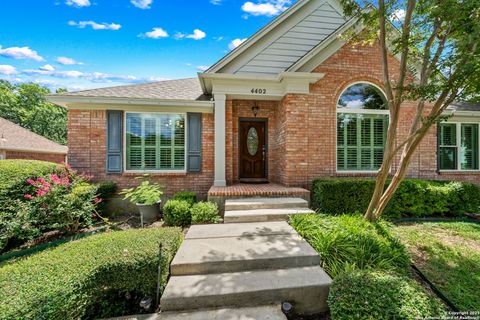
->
[[328, 270, 447, 319], [392, 221, 480, 311], [290, 214, 410, 277], [0, 227, 183, 320], [290, 214, 448, 319], [0, 160, 101, 253]]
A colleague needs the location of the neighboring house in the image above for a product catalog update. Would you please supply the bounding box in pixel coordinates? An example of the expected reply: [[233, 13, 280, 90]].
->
[[49, 0, 480, 199], [0, 117, 67, 164]]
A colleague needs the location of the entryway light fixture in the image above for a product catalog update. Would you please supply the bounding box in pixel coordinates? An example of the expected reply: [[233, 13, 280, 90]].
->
[[252, 103, 259, 117]]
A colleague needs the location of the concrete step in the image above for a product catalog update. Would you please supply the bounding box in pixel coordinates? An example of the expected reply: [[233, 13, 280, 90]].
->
[[185, 221, 297, 239], [171, 233, 320, 275], [225, 197, 309, 211], [160, 305, 287, 320], [161, 266, 331, 315], [224, 208, 315, 223]]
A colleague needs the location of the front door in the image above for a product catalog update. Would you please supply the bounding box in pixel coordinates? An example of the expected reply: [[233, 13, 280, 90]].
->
[[239, 119, 267, 182]]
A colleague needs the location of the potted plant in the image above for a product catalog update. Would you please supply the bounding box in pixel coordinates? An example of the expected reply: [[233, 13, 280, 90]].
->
[[121, 180, 163, 225]]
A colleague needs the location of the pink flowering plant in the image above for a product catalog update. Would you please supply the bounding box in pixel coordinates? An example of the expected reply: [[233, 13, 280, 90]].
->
[[0, 163, 101, 252]]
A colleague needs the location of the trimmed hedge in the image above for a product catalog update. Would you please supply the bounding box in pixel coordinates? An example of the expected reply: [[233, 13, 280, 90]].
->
[[0, 227, 183, 320], [312, 178, 480, 218], [290, 214, 410, 277], [328, 271, 447, 319]]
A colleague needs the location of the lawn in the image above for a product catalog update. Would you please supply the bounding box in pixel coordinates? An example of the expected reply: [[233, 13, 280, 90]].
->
[[391, 220, 480, 312]]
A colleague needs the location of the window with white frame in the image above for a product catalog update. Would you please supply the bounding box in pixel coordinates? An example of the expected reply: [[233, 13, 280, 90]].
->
[[337, 83, 389, 171], [126, 113, 186, 171], [439, 122, 479, 171]]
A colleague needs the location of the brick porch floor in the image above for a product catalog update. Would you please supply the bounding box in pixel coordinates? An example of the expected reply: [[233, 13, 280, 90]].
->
[[208, 183, 310, 198]]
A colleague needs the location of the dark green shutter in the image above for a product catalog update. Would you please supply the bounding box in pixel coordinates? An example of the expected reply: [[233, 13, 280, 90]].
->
[[106, 110, 123, 173], [187, 113, 202, 173]]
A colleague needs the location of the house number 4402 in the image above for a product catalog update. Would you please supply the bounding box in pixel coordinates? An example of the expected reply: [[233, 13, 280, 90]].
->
[[251, 88, 267, 94]]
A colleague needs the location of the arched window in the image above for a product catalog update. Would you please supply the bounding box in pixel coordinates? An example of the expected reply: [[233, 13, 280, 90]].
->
[[337, 83, 389, 171]]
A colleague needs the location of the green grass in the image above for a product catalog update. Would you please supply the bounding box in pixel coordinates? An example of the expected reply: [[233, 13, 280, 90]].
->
[[290, 214, 410, 278], [392, 221, 480, 311]]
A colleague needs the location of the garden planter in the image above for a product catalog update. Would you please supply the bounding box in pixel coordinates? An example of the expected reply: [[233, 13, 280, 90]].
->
[[136, 201, 161, 224]]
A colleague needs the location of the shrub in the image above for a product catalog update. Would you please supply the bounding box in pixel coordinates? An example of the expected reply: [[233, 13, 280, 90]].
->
[[191, 202, 221, 224], [163, 200, 192, 227], [173, 191, 197, 206], [0, 227, 183, 320], [328, 271, 447, 320], [290, 214, 409, 278], [311, 178, 480, 218], [0, 162, 100, 253]]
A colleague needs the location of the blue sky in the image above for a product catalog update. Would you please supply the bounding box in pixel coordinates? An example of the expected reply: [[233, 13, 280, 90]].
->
[[0, 0, 293, 91]]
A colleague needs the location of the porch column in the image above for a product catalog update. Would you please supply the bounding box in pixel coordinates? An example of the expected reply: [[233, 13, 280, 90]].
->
[[214, 94, 227, 187]]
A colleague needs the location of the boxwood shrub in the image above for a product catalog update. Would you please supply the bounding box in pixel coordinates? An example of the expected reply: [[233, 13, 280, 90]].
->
[[311, 178, 480, 218], [172, 191, 197, 206], [0, 227, 183, 320], [290, 214, 410, 277], [163, 199, 192, 227], [328, 271, 447, 320], [191, 201, 221, 224]]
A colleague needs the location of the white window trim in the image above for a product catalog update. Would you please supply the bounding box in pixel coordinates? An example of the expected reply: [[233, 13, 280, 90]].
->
[[439, 120, 480, 172], [336, 82, 390, 173], [123, 111, 188, 174]]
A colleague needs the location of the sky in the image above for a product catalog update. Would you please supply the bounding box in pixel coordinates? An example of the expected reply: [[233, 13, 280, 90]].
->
[[0, 0, 294, 91]]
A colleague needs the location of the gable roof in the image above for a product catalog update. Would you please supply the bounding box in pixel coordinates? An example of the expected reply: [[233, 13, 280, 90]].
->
[[206, 0, 347, 76], [0, 117, 68, 155], [448, 102, 480, 112], [57, 78, 211, 102]]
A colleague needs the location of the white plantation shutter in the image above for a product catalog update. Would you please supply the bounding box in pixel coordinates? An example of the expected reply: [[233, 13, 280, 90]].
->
[[460, 124, 479, 170], [337, 114, 387, 171], [126, 113, 186, 171]]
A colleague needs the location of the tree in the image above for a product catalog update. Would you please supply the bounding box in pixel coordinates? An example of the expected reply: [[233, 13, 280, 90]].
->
[[340, 0, 480, 221], [0, 80, 67, 145]]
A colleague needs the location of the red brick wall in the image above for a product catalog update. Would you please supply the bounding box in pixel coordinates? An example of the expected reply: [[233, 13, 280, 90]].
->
[[67, 109, 214, 197], [5, 151, 66, 164]]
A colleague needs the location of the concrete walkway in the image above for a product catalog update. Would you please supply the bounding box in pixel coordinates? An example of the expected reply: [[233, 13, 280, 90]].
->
[[160, 221, 332, 318]]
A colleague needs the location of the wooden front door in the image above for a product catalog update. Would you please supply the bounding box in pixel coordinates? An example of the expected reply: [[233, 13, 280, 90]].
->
[[239, 119, 267, 182]]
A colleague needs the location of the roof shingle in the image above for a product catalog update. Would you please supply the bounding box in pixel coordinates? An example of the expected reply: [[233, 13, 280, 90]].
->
[[0, 118, 68, 154], [58, 78, 211, 101]]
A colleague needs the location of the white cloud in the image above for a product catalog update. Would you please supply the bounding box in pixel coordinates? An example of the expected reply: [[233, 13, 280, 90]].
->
[[196, 65, 210, 71], [56, 56, 83, 65], [0, 65, 17, 75], [241, 0, 291, 17], [140, 27, 169, 39], [68, 20, 121, 30], [210, 0, 222, 4], [392, 9, 406, 22], [0, 46, 45, 61], [40, 64, 55, 71], [131, 0, 153, 9], [229, 38, 247, 50], [65, 0, 91, 7], [175, 29, 207, 40]]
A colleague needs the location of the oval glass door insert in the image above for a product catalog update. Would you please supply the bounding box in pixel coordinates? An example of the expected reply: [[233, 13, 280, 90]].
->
[[247, 127, 259, 156]]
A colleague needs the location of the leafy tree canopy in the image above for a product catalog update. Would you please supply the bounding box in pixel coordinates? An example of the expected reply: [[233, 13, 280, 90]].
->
[[0, 80, 67, 145]]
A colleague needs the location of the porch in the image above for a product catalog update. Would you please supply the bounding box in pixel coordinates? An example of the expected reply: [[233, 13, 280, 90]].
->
[[208, 183, 310, 200]]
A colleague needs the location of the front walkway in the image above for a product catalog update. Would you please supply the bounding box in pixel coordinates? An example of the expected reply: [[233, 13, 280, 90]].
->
[[160, 221, 332, 318]]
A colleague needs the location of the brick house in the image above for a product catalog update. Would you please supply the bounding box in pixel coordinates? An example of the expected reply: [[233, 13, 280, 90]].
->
[[0, 117, 67, 164], [49, 0, 479, 201]]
